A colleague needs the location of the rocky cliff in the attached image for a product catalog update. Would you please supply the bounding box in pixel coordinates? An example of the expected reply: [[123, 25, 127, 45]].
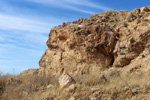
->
[[39, 6, 150, 76]]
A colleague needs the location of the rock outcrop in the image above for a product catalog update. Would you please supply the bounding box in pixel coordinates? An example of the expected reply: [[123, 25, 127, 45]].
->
[[39, 6, 150, 76]]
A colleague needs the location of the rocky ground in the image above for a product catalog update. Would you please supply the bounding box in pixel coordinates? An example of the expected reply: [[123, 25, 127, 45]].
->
[[1, 6, 150, 100]]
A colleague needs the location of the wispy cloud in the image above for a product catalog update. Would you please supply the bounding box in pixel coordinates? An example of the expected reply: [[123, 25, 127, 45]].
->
[[0, 14, 52, 33], [27, 0, 112, 14], [61, 4, 95, 14], [0, 12, 63, 51], [63, 0, 112, 10], [0, 12, 53, 74], [0, 43, 43, 54]]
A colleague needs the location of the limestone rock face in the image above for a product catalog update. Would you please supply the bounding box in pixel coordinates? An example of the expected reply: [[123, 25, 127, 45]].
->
[[39, 6, 150, 76]]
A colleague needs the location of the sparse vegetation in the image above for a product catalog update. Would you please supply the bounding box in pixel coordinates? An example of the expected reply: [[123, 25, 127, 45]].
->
[[1, 69, 150, 100], [29, 74, 59, 87], [0, 70, 60, 100]]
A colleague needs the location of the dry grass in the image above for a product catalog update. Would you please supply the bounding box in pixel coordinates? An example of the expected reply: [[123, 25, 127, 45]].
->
[[1, 70, 150, 100], [29, 74, 58, 87], [70, 71, 150, 100], [73, 74, 107, 86], [0, 72, 59, 100], [0, 72, 16, 100]]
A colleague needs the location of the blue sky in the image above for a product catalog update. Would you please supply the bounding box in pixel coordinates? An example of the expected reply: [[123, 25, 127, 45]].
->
[[0, 0, 149, 74]]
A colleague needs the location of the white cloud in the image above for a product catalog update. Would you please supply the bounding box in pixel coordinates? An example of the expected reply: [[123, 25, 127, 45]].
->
[[63, 0, 112, 10], [61, 4, 95, 14], [0, 14, 52, 33], [27, 0, 112, 14], [0, 43, 43, 54]]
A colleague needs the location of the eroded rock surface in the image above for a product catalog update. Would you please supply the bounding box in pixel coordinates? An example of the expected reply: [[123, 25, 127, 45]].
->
[[39, 6, 150, 76]]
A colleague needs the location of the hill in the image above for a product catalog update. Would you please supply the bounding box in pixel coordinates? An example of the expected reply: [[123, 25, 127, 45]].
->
[[1, 6, 150, 100]]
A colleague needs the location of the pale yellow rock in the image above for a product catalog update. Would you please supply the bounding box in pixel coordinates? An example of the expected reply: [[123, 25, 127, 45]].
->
[[58, 73, 74, 88], [47, 84, 54, 89], [140, 6, 149, 13]]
